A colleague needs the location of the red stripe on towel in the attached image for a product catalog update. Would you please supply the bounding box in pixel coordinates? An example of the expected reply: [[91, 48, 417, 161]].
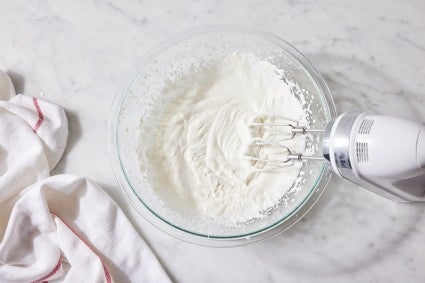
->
[[51, 212, 113, 283], [32, 97, 44, 133], [32, 258, 62, 282]]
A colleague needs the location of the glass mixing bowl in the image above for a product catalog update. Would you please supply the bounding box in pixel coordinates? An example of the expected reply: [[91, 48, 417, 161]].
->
[[108, 26, 336, 246]]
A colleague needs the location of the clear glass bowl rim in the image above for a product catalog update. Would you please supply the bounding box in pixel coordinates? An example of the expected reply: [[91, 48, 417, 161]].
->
[[108, 25, 337, 247]]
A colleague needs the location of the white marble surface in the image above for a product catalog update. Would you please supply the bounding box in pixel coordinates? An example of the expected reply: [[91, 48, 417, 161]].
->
[[1, 0, 425, 282]]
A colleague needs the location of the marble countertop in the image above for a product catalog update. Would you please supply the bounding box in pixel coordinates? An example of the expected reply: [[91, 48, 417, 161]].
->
[[1, 0, 425, 282]]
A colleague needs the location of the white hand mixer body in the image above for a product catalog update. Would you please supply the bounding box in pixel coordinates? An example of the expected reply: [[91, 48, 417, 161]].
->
[[324, 112, 425, 202], [249, 112, 425, 202]]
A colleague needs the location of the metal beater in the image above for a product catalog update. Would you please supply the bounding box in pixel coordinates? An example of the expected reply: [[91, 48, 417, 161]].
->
[[247, 112, 425, 202], [248, 114, 324, 167]]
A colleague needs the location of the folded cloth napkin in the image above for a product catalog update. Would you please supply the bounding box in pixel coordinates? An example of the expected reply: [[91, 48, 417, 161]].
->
[[0, 70, 171, 283]]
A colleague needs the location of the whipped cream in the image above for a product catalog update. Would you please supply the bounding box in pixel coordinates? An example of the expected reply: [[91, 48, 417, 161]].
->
[[138, 53, 307, 226]]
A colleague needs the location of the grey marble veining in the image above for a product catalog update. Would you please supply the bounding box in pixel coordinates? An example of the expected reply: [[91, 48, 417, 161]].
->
[[1, 0, 424, 282]]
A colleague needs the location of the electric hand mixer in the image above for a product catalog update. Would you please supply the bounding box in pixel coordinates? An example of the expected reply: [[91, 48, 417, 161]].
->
[[248, 112, 425, 202]]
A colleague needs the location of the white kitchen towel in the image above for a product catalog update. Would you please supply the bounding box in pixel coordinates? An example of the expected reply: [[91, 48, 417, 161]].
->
[[0, 175, 171, 283], [0, 70, 15, 101], [0, 70, 171, 283]]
